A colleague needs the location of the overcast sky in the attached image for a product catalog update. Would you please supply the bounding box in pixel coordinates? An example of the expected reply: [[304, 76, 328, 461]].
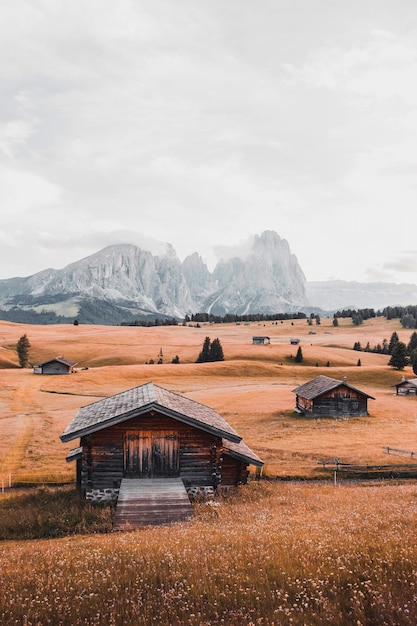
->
[[1, 1, 417, 284]]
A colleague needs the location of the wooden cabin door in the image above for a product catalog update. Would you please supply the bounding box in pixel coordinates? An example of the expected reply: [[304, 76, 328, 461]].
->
[[125, 432, 151, 477], [124, 431, 179, 478]]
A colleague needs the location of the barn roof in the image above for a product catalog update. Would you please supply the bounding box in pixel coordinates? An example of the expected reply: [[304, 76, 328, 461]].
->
[[60, 381, 242, 444], [292, 375, 375, 400], [35, 356, 77, 367], [222, 439, 264, 467], [395, 377, 417, 388]]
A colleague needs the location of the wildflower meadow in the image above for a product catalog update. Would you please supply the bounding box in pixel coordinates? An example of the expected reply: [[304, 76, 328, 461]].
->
[[1, 480, 417, 625]]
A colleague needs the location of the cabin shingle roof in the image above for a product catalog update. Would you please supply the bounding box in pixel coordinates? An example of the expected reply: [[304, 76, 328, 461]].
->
[[292, 375, 375, 400], [35, 356, 77, 367], [395, 377, 417, 387], [61, 382, 242, 443], [222, 438, 264, 467]]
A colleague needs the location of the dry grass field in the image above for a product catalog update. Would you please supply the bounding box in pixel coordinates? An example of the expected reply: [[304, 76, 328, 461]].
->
[[0, 315, 416, 483], [1, 481, 417, 625], [1, 316, 417, 625]]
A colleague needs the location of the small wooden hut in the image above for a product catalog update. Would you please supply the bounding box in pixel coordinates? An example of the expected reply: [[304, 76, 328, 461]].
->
[[61, 382, 263, 501], [292, 375, 375, 417], [33, 356, 77, 375], [252, 336, 270, 345], [395, 377, 417, 395]]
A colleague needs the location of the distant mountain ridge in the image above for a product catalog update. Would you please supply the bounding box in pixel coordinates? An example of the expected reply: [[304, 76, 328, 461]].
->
[[0, 231, 415, 325], [0, 231, 308, 323], [306, 280, 417, 311]]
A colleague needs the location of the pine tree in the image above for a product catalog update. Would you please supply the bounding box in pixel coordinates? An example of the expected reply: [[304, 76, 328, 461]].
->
[[196, 336, 212, 363], [196, 336, 224, 363], [16, 334, 31, 368], [388, 332, 399, 354], [401, 314, 416, 329], [410, 349, 417, 376], [388, 342, 409, 370], [295, 346, 303, 363], [210, 338, 224, 362], [407, 332, 417, 355]]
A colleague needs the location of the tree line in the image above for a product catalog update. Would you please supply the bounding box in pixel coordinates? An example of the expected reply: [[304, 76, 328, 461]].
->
[[353, 330, 417, 373], [186, 312, 308, 324], [334, 306, 417, 329]]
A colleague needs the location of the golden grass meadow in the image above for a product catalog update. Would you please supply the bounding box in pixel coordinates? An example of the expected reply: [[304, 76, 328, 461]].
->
[[1, 315, 417, 624]]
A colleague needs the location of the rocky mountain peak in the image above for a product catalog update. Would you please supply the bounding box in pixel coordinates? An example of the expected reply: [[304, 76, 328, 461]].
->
[[0, 232, 309, 322]]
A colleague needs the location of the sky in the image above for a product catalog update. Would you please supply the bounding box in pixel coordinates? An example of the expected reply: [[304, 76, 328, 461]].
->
[[1, 0, 417, 285]]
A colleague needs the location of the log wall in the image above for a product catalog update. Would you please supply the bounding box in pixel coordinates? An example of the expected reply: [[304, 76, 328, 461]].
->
[[79, 411, 245, 491], [296, 388, 369, 417]]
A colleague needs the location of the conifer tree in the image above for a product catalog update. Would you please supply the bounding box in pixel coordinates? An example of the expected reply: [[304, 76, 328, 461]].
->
[[210, 338, 224, 362], [196, 336, 224, 363], [388, 332, 399, 354], [388, 342, 409, 370], [411, 349, 417, 376], [295, 346, 303, 363], [407, 332, 417, 355], [16, 334, 31, 368], [196, 336, 212, 363]]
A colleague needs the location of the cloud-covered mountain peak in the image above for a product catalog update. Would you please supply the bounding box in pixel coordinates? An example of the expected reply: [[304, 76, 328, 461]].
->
[[0, 233, 308, 320]]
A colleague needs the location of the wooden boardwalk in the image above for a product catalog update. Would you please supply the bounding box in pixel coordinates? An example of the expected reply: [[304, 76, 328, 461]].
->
[[113, 478, 194, 530]]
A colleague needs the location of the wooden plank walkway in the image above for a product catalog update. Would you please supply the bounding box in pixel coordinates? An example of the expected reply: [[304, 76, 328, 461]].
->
[[113, 478, 194, 530]]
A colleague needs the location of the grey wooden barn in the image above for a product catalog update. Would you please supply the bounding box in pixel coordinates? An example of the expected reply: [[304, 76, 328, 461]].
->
[[61, 382, 263, 501], [395, 377, 417, 395], [292, 375, 375, 417], [33, 356, 77, 375], [252, 336, 271, 345]]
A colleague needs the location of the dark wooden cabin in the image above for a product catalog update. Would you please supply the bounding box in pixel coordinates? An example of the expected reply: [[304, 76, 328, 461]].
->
[[33, 356, 77, 375], [61, 382, 263, 501], [395, 377, 417, 395], [292, 375, 375, 417], [252, 336, 271, 345]]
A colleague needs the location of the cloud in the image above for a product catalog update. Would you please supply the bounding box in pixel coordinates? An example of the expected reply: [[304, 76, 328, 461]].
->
[[283, 29, 417, 104], [0, 1, 416, 287], [0, 167, 61, 213], [378, 253, 417, 282]]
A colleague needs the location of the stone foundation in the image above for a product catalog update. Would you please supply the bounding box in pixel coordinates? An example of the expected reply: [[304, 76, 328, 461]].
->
[[186, 486, 215, 501], [86, 488, 119, 502]]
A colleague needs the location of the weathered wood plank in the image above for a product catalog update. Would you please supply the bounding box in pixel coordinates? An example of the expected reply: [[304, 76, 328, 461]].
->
[[113, 478, 193, 530]]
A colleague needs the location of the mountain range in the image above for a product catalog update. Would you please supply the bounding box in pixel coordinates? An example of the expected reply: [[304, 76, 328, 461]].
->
[[0, 230, 416, 325]]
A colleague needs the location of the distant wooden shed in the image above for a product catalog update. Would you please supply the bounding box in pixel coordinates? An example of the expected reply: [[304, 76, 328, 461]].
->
[[33, 356, 77, 375], [252, 336, 270, 345], [292, 375, 375, 417], [61, 382, 264, 501], [395, 377, 417, 396]]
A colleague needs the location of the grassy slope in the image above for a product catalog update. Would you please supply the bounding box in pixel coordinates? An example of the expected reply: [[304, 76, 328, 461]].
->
[[0, 316, 416, 481]]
